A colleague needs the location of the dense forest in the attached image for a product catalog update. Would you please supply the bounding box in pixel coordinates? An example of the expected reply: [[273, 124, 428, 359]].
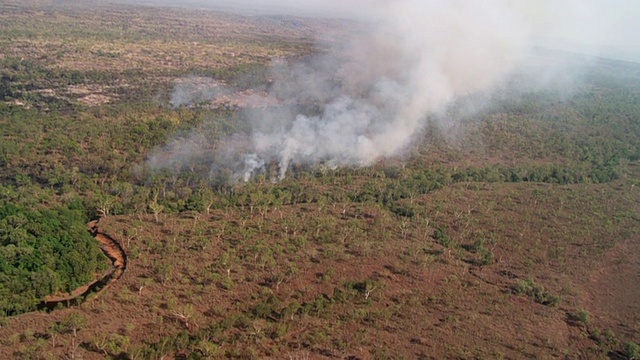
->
[[0, 203, 106, 315]]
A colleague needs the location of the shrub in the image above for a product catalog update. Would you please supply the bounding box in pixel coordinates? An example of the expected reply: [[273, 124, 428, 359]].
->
[[516, 278, 561, 306], [576, 309, 591, 325], [434, 227, 454, 248], [625, 342, 639, 360]]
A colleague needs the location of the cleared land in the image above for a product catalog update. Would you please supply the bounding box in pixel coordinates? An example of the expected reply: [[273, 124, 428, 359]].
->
[[0, 1, 639, 359]]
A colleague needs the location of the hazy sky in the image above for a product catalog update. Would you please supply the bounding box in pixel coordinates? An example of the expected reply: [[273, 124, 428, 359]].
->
[[124, 0, 640, 50], [520, 0, 640, 48]]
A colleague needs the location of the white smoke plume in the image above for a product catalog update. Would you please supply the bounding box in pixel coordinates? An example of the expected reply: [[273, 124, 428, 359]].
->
[[250, 0, 528, 180], [169, 77, 229, 107], [146, 0, 636, 182]]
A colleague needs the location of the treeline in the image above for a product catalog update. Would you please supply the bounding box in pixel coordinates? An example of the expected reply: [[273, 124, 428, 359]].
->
[[27, 158, 617, 221], [0, 202, 106, 316], [451, 162, 621, 185], [1, 47, 640, 316], [0, 87, 634, 220]]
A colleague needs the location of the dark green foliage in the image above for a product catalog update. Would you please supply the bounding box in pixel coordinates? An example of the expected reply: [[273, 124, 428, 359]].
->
[[388, 202, 417, 218], [252, 295, 281, 320], [0, 204, 105, 316], [434, 227, 454, 248], [452, 162, 620, 185], [466, 238, 495, 266], [515, 278, 561, 306]]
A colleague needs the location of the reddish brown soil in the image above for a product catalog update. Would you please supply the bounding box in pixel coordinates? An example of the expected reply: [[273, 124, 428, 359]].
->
[[0, 2, 638, 357], [0, 198, 638, 359], [586, 237, 640, 340]]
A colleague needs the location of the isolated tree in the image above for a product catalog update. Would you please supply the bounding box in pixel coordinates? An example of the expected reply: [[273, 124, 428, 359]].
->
[[61, 312, 88, 338], [96, 192, 116, 217], [148, 193, 164, 224], [173, 303, 196, 329], [200, 187, 216, 215], [48, 322, 67, 348]]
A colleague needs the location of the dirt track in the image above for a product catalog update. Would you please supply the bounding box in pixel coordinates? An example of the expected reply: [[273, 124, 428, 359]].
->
[[38, 219, 127, 310]]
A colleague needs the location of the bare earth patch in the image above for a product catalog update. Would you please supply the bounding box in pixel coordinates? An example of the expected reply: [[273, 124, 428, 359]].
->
[[77, 94, 112, 106], [587, 236, 640, 340]]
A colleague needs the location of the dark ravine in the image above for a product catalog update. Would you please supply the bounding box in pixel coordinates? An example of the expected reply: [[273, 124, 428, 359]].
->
[[37, 219, 127, 311]]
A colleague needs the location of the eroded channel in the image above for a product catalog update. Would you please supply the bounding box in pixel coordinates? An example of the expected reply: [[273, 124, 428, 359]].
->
[[38, 219, 127, 311]]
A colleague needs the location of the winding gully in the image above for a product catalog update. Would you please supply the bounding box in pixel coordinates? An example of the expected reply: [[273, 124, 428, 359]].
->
[[38, 219, 127, 311]]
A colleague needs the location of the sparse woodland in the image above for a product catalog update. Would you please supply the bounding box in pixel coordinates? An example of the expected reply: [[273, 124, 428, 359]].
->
[[0, 1, 639, 359]]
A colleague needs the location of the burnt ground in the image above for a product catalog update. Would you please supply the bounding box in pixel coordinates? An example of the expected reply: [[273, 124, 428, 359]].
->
[[1, 179, 639, 359], [0, 1, 639, 359]]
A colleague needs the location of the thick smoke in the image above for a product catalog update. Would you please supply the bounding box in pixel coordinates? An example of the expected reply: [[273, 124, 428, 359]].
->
[[146, 0, 635, 182]]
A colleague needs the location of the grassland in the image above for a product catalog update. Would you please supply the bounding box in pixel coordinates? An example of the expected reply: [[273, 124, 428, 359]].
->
[[0, 1, 639, 359]]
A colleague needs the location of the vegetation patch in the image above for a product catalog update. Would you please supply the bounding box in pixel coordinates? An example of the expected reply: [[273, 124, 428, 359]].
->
[[0, 1, 639, 359]]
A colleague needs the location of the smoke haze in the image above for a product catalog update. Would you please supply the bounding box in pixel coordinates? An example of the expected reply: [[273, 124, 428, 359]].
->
[[145, 0, 640, 182]]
